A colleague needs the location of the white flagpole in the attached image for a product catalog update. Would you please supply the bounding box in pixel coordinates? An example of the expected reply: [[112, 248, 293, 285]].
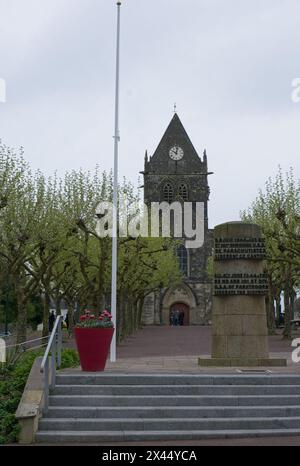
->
[[110, 1, 122, 362]]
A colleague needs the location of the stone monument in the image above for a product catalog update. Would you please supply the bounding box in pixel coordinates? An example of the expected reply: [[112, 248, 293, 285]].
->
[[199, 221, 286, 367]]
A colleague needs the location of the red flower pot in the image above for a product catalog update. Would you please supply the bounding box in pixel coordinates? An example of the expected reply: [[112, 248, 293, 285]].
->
[[75, 327, 114, 372]]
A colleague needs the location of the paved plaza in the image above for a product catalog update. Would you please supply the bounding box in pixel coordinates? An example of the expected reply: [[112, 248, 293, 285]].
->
[[65, 325, 300, 373], [96, 325, 300, 373]]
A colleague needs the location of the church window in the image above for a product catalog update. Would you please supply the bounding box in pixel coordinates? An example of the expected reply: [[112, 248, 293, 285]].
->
[[178, 184, 188, 201], [163, 183, 174, 203], [176, 244, 188, 276]]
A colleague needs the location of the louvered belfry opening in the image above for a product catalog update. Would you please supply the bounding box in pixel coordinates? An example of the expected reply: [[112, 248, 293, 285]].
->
[[178, 183, 188, 201], [163, 183, 174, 203]]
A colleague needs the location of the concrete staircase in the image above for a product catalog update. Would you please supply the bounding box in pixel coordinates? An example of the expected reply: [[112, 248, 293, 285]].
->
[[35, 373, 300, 443]]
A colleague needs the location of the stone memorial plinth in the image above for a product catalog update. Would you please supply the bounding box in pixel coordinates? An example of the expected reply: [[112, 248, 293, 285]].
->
[[199, 222, 286, 367]]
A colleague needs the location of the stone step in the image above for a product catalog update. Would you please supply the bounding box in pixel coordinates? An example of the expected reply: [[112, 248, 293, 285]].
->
[[36, 373, 300, 443], [35, 428, 300, 443], [46, 405, 300, 419], [49, 394, 300, 407], [53, 384, 300, 396], [56, 373, 300, 386], [38, 417, 300, 432]]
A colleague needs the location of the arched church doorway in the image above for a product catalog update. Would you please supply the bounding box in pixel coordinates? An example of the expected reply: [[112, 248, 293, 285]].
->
[[162, 284, 196, 326], [170, 302, 190, 326]]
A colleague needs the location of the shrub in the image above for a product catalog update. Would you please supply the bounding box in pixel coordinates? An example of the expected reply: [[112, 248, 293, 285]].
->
[[60, 348, 80, 369], [0, 348, 79, 444]]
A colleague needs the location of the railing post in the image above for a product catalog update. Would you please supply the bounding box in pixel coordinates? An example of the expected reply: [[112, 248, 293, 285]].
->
[[51, 335, 56, 390], [41, 315, 62, 415], [57, 317, 62, 368], [43, 357, 49, 414]]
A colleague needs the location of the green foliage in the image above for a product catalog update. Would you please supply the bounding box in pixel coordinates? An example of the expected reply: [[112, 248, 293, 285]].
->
[[59, 348, 80, 369], [241, 166, 300, 337], [0, 273, 18, 330], [0, 348, 79, 444], [241, 167, 299, 266], [27, 295, 43, 330], [0, 143, 182, 343]]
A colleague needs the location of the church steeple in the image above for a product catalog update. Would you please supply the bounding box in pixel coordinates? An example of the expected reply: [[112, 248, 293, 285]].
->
[[145, 113, 205, 175], [140, 111, 213, 328]]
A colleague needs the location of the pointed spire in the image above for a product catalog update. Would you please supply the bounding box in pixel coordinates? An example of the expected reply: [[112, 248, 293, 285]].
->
[[144, 150, 148, 170], [148, 111, 202, 167], [203, 149, 207, 164]]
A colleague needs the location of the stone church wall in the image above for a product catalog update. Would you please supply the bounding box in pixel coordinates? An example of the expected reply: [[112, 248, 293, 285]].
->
[[140, 113, 213, 327], [142, 282, 212, 326]]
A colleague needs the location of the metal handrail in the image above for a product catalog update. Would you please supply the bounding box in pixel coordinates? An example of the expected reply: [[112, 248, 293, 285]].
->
[[6, 336, 49, 349], [40, 315, 63, 414]]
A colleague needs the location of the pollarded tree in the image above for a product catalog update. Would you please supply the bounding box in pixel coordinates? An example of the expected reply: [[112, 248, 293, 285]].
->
[[241, 167, 300, 339], [116, 237, 182, 342], [0, 143, 47, 342], [0, 142, 184, 344]]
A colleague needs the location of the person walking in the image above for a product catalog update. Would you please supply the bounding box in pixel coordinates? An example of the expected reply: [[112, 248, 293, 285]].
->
[[179, 310, 184, 326], [65, 313, 69, 330], [170, 310, 175, 326], [48, 311, 55, 333], [174, 309, 180, 326], [65, 312, 69, 333]]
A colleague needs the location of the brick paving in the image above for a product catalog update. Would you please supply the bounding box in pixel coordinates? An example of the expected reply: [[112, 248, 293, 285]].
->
[[116, 325, 298, 358], [63, 325, 300, 374]]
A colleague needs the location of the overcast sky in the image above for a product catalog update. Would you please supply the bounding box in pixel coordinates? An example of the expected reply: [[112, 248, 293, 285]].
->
[[0, 0, 299, 227]]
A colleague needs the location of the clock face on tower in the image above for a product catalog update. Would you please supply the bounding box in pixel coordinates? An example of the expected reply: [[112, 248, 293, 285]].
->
[[169, 145, 184, 161]]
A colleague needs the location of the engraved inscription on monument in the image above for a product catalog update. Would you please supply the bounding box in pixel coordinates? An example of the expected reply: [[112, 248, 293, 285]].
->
[[214, 273, 268, 295], [215, 237, 266, 260]]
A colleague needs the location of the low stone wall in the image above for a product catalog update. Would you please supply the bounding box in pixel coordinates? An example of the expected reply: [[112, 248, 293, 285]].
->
[[15, 356, 45, 444]]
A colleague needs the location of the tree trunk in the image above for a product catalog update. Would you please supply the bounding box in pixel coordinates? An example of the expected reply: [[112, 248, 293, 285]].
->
[[137, 297, 145, 329], [74, 300, 81, 324], [120, 298, 127, 342], [283, 277, 292, 340], [15, 277, 27, 344], [67, 301, 74, 338], [96, 293, 105, 316], [266, 277, 276, 335], [55, 291, 61, 316], [116, 292, 122, 345], [42, 290, 50, 337], [290, 288, 296, 321], [133, 299, 139, 333], [275, 293, 282, 326]]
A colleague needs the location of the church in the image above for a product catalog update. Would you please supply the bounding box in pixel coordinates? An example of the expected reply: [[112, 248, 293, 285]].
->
[[141, 112, 213, 326]]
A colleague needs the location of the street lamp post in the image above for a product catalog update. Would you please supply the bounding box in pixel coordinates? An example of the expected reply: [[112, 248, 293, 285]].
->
[[110, 1, 122, 362]]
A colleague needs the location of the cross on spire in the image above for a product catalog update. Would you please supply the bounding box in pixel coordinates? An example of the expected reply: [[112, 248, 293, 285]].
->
[[173, 103, 177, 114]]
